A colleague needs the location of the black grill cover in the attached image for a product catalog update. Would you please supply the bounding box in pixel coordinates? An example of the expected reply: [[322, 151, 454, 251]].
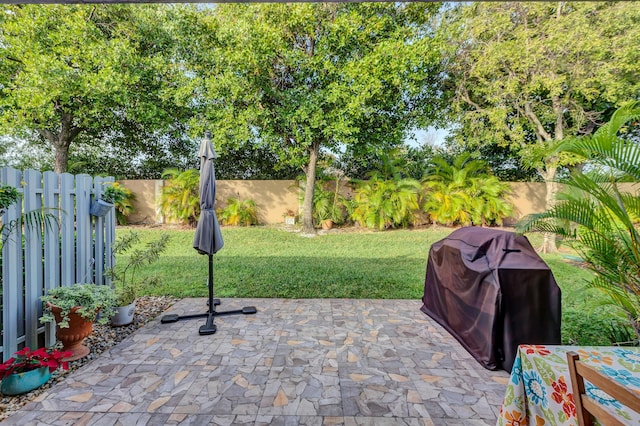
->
[[420, 227, 561, 371]]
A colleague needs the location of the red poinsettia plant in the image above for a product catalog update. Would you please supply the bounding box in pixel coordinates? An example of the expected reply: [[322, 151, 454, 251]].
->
[[0, 347, 72, 379]]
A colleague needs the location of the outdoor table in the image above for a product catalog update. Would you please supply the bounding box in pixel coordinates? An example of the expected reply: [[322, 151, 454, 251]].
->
[[497, 344, 640, 425]]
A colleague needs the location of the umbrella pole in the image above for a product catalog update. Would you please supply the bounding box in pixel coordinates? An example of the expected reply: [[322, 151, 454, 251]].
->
[[208, 254, 215, 314], [198, 255, 218, 335]]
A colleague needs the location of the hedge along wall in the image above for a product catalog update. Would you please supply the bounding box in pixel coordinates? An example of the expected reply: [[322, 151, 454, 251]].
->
[[118, 180, 640, 226]]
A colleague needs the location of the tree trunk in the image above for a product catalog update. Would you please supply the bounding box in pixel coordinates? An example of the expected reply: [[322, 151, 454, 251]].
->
[[301, 143, 320, 234], [539, 166, 558, 254], [53, 144, 70, 174], [38, 113, 81, 174]]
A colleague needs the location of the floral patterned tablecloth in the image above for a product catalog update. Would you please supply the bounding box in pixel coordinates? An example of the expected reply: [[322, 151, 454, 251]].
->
[[497, 345, 640, 426]]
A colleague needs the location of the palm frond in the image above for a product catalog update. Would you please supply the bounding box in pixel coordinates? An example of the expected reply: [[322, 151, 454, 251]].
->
[[519, 102, 640, 340]]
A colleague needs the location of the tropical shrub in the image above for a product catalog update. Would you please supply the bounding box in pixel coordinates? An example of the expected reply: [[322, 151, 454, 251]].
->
[[159, 168, 200, 227], [467, 175, 514, 226], [313, 180, 348, 228], [422, 153, 513, 226], [218, 198, 258, 226], [517, 102, 640, 342], [350, 171, 421, 230]]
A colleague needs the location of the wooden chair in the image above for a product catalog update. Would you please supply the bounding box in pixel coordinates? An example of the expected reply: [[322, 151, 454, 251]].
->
[[566, 351, 640, 426]]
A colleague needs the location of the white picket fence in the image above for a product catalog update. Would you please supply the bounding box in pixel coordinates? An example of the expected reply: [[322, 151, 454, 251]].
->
[[0, 167, 115, 361]]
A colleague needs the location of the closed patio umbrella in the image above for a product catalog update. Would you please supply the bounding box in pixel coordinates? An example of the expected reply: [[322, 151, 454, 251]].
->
[[193, 132, 224, 256], [161, 132, 256, 335]]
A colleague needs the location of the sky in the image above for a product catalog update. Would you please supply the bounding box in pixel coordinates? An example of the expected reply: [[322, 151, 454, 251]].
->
[[408, 127, 449, 148]]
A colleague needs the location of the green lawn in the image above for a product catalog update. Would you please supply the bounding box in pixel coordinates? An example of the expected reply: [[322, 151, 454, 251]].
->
[[121, 226, 613, 345]]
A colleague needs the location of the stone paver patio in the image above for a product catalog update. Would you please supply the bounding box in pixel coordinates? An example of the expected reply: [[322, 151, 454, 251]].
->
[[2, 298, 509, 425]]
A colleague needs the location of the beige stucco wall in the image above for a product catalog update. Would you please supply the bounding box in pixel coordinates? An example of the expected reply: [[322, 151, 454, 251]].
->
[[502, 182, 548, 225], [120, 179, 164, 224], [120, 179, 300, 225], [216, 180, 300, 225], [502, 182, 639, 225], [117, 180, 640, 226]]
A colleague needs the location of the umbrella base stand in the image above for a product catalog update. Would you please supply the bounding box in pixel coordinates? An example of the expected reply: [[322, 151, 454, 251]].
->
[[160, 306, 258, 335], [160, 255, 257, 335]]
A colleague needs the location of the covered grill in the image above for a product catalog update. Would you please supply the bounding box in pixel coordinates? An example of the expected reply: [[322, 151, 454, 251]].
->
[[420, 227, 561, 371]]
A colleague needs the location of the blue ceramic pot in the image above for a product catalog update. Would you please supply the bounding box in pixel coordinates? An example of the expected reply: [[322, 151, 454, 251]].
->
[[1, 367, 52, 395]]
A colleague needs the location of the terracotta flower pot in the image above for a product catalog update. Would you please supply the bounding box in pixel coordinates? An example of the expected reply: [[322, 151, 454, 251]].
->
[[49, 305, 96, 361], [321, 219, 333, 230]]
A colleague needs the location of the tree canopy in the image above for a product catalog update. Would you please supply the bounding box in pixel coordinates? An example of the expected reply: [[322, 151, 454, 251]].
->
[[0, 4, 193, 174], [183, 3, 446, 232], [2, 3, 640, 236], [441, 1, 640, 251]]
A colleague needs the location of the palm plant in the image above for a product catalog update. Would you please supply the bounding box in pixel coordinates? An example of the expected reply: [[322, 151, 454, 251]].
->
[[159, 168, 200, 227], [421, 179, 472, 226], [351, 171, 421, 230], [107, 231, 171, 306], [313, 178, 347, 228], [218, 198, 258, 226], [517, 101, 640, 342], [0, 185, 58, 257], [468, 175, 514, 226], [422, 153, 513, 226]]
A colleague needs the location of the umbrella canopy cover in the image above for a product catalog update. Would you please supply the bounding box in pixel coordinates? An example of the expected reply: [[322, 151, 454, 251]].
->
[[193, 135, 224, 255]]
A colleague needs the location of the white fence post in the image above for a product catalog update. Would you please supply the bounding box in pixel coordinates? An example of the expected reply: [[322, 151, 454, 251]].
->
[[0, 167, 115, 361]]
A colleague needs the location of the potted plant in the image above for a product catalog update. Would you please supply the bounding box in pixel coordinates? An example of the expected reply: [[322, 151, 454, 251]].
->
[[283, 208, 297, 226], [313, 180, 347, 230], [91, 182, 129, 217], [40, 283, 117, 361], [0, 347, 72, 395], [0, 184, 20, 216], [107, 231, 170, 326]]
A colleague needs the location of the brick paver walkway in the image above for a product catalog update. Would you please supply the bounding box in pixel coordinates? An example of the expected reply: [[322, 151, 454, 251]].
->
[[2, 298, 509, 425]]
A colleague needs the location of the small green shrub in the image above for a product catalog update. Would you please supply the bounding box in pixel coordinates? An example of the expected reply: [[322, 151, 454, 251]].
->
[[40, 283, 117, 328], [108, 231, 171, 306], [218, 198, 258, 226], [101, 182, 136, 225]]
